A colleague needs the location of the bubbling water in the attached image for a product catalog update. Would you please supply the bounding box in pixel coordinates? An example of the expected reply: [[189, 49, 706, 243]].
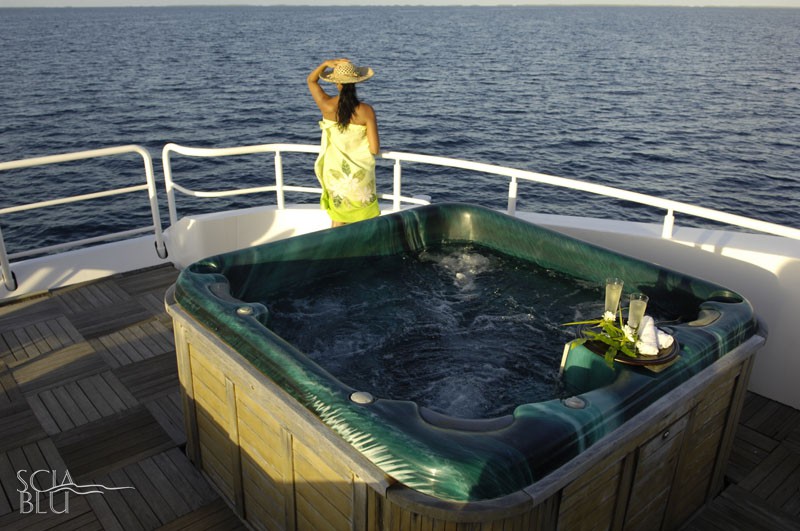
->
[[265, 244, 601, 419]]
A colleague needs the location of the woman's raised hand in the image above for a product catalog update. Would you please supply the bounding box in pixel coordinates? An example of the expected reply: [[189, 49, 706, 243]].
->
[[326, 58, 350, 68]]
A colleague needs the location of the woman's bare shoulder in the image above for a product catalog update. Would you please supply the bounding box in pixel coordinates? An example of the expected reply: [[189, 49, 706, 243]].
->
[[352, 102, 375, 125]]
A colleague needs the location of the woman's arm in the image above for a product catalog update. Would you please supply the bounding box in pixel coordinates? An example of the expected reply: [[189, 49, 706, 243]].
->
[[307, 59, 347, 113], [361, 103, 380, 155]]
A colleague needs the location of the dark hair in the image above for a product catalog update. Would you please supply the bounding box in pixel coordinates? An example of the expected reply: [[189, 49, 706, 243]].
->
[[337, 83, 360, 131]]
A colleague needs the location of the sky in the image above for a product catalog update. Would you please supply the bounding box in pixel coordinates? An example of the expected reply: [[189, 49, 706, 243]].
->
[[2, 0, 799, 7]]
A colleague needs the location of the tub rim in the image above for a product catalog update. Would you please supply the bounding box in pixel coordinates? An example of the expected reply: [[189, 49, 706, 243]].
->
[[166, 285, 766, 518], [169, 203, 762, 502]]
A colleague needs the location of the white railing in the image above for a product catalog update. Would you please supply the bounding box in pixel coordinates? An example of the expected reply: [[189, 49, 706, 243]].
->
[[3, 142, 799, 294], [163, 142, 800, 240], [380, 150, 800, 241], [0, 145, 167, 292], [162, 143, 430, 226]]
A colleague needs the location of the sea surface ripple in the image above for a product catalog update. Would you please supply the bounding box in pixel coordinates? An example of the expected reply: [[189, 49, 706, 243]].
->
[[1, 6, 798, 253]]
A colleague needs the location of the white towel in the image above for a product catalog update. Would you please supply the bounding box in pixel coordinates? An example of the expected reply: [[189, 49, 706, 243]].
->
[[657, 329, 674, 350], [636, 316, 660, 356]]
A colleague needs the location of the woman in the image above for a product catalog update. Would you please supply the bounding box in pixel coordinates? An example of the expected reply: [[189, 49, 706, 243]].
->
[[307, 58, 380, 227]]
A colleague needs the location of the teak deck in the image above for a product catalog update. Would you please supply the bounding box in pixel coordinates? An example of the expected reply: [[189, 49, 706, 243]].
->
[[0, 264, 797, 530]]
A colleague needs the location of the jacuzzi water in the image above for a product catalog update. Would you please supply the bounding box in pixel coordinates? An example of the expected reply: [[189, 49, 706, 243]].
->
[[265, 243, 662, 419]]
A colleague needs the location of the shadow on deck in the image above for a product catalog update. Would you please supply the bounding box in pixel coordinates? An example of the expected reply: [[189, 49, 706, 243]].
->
[[0, 264, 797, 530]]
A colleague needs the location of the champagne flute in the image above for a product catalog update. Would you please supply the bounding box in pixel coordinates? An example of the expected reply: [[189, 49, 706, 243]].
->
[[604, 278, 624, 316], [628, 293, 649, 331]]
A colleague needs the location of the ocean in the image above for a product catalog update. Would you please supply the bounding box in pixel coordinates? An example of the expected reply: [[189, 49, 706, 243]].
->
[[1, 6, 798, 254]]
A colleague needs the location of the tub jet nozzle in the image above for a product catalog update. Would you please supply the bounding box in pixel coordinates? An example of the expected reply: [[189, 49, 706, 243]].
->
[[350, 391, 375, 405]]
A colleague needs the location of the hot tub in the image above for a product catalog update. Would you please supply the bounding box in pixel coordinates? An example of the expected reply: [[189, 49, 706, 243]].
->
[[166, 203, 764, 530]]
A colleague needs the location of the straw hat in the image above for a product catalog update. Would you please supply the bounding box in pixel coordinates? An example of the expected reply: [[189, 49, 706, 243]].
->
[[320, 62, 374, 84]]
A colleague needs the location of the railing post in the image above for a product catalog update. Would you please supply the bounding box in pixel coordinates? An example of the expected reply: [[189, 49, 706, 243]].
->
[[0, 226, 17, 291], [662, 208, 675, 239], [393, 158, 402, 211], [507, 176, 518, 216], [275, 151, 285, 210], [137, 147, 167, 259], [162, 146, 179, 226]]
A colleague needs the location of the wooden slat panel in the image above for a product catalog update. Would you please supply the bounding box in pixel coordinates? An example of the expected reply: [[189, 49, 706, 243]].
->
[[63, 380, 103, 423], [0, 439, 67, 516], [740, 441, 800, 517], [115, 265, 179, 296], [236, 394, 283, 479], [94, 475, 146, 531], [12, 341, 105, 394], [744, 397, 800, 441], [129, 321, 173, 358], [114, 352, 178, 402], [196, 410, 235, 501], [0, 365, 22, 406], [0, 295, 60, 328], [3, 317, 84, 367], [11, 326, 42, 361], [625, 415, 689, 529], [683, 484, 800, 531], [560, 455, 621, 512], [294, 446, 352, 516], [145, 392, 186, 446], [156, 498, 246, 531], [25, 392, 63, 435], [118, 326, 154, 361], [192, 373, 229, 430], [296, 490, 343, 531], [32, 321, 62, 352], [0, 401, 47, 454], [55, 280, 127, 313], [107, 330, 145, 364], [139, 454, 193, 519], [96, 334, 131, 368], [69, 298, 152, 339], [85, 490, 126, 531], [51, 385, 90, 427], [0, 452, 17, 515], [53, 406, 174, 480], [0, 492, 101, 531], [294, 438, 352, 531], [728, 423, 779, 484], [144, 319, 175, 353], [558, 457, 622, 530], [0, 329, 25, 363], [242, 454, 286, 530], [152, 448, 219, 508], [108, 467, 163, 529]]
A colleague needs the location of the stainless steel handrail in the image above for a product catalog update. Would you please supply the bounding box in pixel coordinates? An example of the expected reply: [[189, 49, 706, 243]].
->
[[3, 142, 798, 294], [380, 150, 800, 241], [163, 142, 800, 241], [0, 145, 167, 291], [161, 142, 430, 226]]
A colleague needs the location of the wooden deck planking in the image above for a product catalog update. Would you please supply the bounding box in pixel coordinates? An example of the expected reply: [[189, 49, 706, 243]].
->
[[114, 353, 179, 402], [0, 264, 798, 529], [11, 341, 107, 394], [154, 498, 248, 530], [0, 265, 248, 530], [682, 391, 800, 530]]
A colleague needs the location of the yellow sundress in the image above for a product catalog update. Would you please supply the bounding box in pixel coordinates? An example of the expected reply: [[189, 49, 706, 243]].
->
[[314, 118, 380, 223]]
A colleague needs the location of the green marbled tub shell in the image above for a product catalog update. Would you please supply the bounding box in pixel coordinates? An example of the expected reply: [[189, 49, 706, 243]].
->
[[174, 203, 758, 502]]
